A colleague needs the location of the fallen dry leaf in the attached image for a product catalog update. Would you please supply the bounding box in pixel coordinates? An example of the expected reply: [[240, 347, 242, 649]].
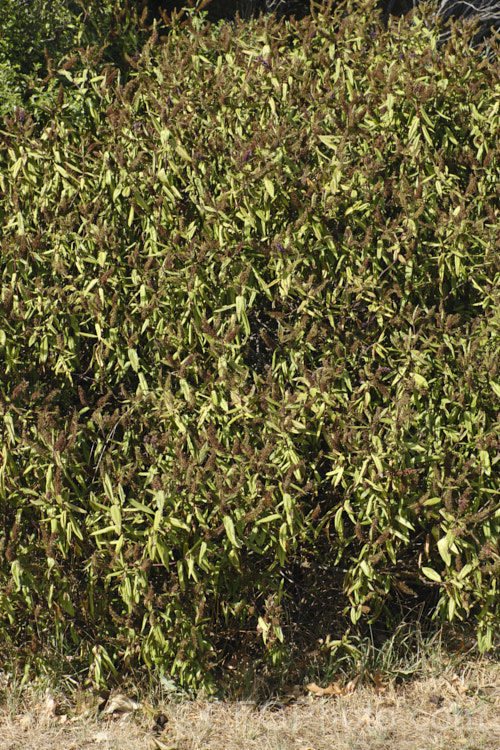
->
[[445, 674, 469, 697], [372, 669, 387, 695], [306, 674, 361, 697], [306, 681, 343, 697], [150, 737, 178, 750], [343, 675, 360, 694], [103, 693, 139, 717]]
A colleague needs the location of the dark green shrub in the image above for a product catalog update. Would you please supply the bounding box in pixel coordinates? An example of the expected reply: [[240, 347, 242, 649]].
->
[[0, 0, 81, 75], [0, 0, 154, 119]]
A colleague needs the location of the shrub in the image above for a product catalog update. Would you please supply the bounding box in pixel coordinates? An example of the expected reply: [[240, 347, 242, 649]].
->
[[0, 0, 153, 119], [0, 0, 499, 692]]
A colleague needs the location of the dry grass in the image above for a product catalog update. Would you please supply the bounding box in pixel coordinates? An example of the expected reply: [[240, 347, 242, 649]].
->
[[1, 659, 499, 750]]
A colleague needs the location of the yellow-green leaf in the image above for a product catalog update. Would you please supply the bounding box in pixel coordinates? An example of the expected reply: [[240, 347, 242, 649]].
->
[[223, 516, 240, 548], [128, 348, 139, 372], [437, 536, 451, 566], [175, 144, 192, 162], [264, 177, 275, 199], [318, 134, 337, 149], [414, 373, 428, 388], [422, 566, 442, 583]]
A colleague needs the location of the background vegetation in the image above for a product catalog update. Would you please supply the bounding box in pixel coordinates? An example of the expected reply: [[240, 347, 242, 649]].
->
[[2, 0, 500, 118], [0, 0, 499, 695]]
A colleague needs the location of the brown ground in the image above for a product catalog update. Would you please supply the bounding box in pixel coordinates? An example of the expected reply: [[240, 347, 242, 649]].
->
[[1, 660, 499, 750]]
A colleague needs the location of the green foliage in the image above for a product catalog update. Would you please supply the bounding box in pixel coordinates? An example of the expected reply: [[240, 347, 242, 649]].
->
[[0, 0, 80, 75], [0, 0, 154, 120], [0, 60, 24, 115], [0, 0, 69, 115], [0, 0, 499, 693]]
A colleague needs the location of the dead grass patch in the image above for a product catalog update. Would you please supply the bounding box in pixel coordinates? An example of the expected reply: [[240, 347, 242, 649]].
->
[[1, 659, 499, 750]]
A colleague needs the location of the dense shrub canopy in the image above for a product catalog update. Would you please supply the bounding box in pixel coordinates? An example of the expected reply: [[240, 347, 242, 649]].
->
[[0, 0, 499, 692]]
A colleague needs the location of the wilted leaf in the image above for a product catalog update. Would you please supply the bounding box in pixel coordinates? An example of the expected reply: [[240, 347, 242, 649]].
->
[[103, 693, 139, 716], [371, 669, 387, 695], [150, 737, 178, 750], [306, 682, 342, 697], [343, 675, 360, 694], [445, 674, 469, 697]]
